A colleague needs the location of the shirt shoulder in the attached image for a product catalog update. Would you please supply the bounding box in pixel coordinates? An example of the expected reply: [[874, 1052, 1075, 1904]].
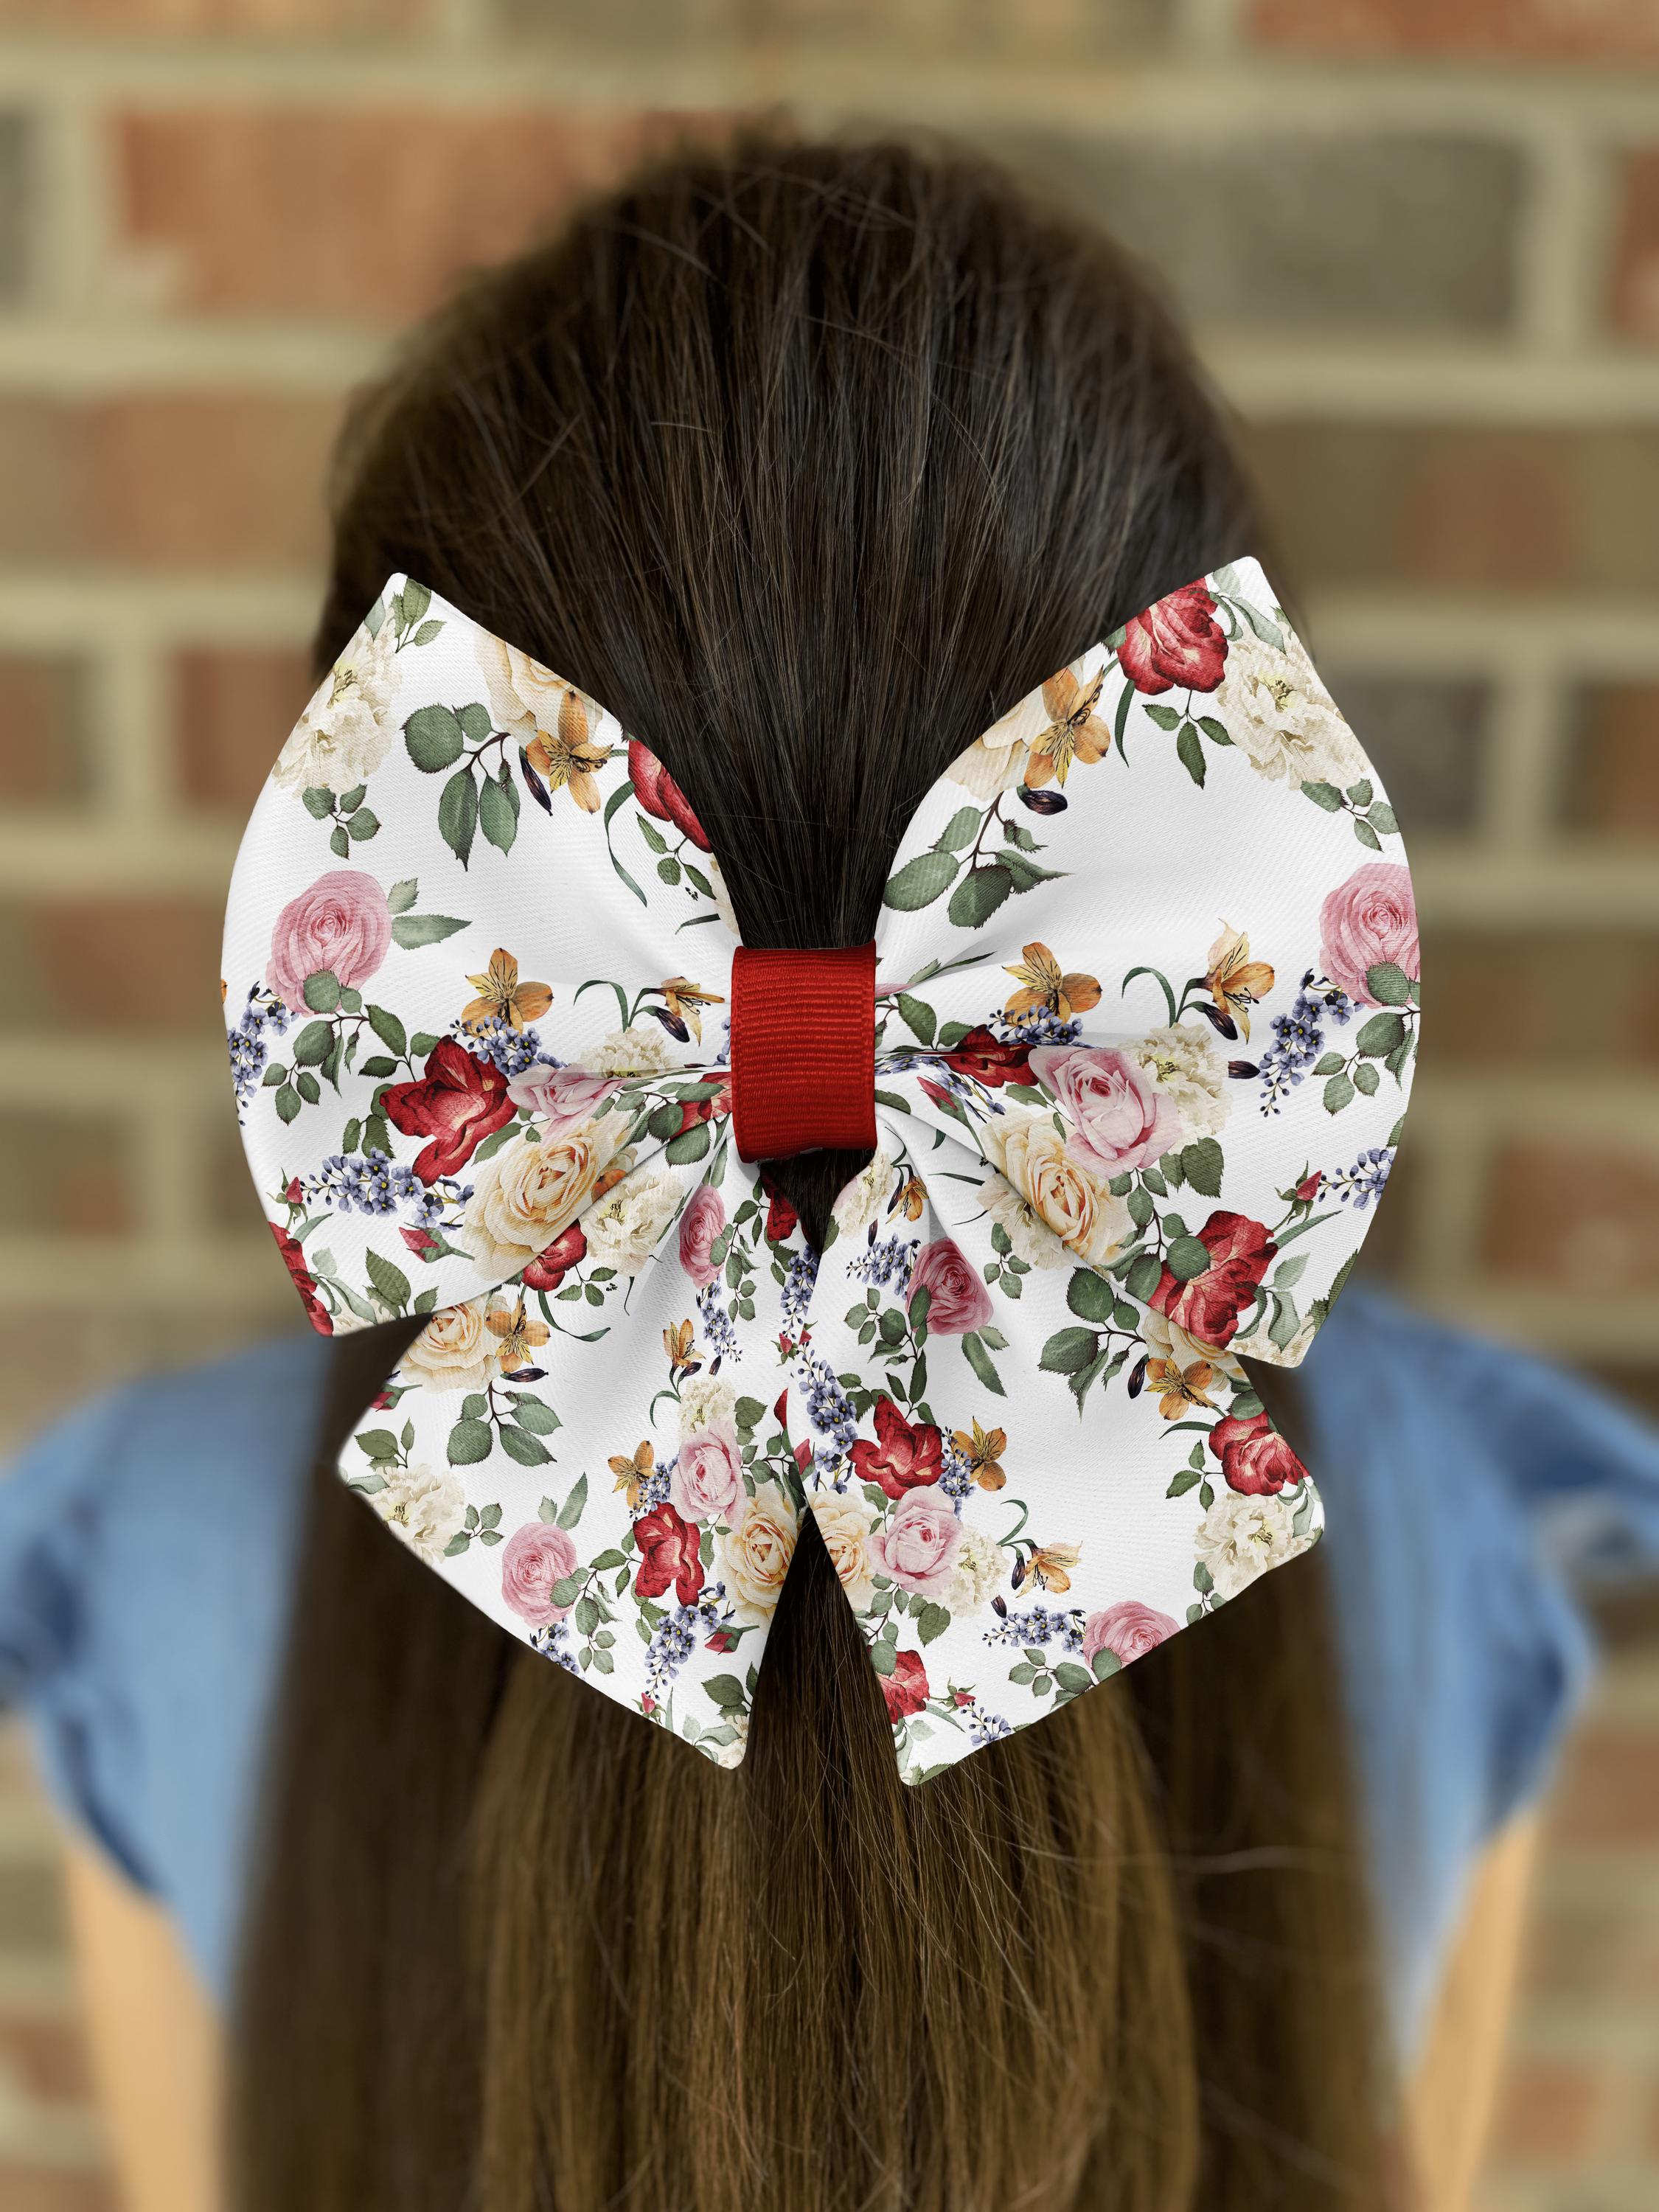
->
[[0, 1331, 331, 1995], [1301, 1284, 1659, 2047]]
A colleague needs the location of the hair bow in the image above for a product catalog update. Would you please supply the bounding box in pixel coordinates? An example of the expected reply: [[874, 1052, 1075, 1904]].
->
[[224, 560, 1417, 1781]]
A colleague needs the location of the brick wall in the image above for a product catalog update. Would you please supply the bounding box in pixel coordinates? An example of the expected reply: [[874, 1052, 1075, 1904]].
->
[[0, 2, 1655, 2207]]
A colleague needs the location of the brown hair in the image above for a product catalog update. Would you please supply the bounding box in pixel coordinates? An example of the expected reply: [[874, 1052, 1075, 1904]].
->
[[231, 131, 1394, 2212]]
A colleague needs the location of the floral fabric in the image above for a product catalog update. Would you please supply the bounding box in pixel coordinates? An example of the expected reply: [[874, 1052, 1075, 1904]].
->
[[224, 561, 1417, 1781]]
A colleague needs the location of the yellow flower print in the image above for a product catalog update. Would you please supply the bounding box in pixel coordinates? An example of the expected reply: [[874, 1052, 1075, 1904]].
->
[[1004, 942, 1102, 1023], [609, 1439, 656, 1512], [525, 689, 611, 813], [1020, 1540, 1083, 1595], [1145, 1353, 1217, 1422], [1024, 665, 1111, 787], [950, 1419, 1008, 1492], [898, 1175, 927, 1222], [663, 1318, 700, 1376], [462, 947, 554, 1034], [658, 975, 726, 1045], [1203, 923, 1275, 1041], [484, 1295, 550, 1374]]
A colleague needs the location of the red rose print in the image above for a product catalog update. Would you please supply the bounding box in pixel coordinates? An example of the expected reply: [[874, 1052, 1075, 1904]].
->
[[1149, 1210, 1276, 1350], [849, 1396, 945, 1500], [1117, 582, 1228, 697], [628, 738, 712, 852], [881, 1648, 931, 1724], [939, 1025, 1034, 1088], [271, 1221, 331, 1335], [633, 1501, 705, 1604], [677, 1073, 733, 1135], [400, 1225, 439, 1262], [1293, 1171, 1323, 1204], [1208, 1410, 1308, 1496], [521, 1222, 586, 1293], [381, 1038, 515, 1183], [762, 1175, 799, 1243]]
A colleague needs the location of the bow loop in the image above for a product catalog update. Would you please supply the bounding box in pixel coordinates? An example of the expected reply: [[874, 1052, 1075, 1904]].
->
[[226, 559, 1415, 1780]]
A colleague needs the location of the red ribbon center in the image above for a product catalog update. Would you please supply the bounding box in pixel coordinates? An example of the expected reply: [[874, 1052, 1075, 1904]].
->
[[729, 943, 877, 1163]]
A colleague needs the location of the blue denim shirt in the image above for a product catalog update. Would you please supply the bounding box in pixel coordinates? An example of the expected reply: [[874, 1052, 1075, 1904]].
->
[[4, 1287, 1657, 2051]]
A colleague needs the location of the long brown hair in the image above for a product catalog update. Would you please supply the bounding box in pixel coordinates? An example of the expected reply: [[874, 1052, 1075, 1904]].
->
[[232, 131, 1394, 2212]]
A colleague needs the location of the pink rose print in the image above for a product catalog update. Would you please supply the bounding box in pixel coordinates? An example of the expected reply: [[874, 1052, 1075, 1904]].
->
[[265, 868, 392, 1014], [868, 1489, 961, 1598], [499, 1520, 579, 1628], [882, 1649, 931, 1723], [1082, 1600, 1178, 1668], [908, 1236, 993, 1335], [678, 1183, 727, 1289], [1318, 862, 1419, 1009], [668, 1422, 744, 1524], [1029, 1043, 1183, 1178], [1116, 582, 1228, 696], [505, 1062, 621, 1136]]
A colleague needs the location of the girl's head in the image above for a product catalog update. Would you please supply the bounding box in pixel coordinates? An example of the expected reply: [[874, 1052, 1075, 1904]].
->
[[234, 130, 1386, 2212]]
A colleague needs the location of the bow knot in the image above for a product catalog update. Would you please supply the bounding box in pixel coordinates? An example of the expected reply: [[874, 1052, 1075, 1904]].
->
[[730, 943, 877, 1161]]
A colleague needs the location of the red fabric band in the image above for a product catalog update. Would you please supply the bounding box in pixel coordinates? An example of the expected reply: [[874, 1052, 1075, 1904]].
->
[[730, 942, 877, 1163]]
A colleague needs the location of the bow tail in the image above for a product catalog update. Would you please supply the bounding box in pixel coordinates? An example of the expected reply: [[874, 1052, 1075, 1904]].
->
[[792, 1115, 1324, 1784], [338, 1139, 810, 1770]]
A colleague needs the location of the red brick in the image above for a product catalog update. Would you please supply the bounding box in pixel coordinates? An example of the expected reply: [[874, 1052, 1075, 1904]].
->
[[0, 2017, 97, 2104], [1492, 2059, 1604, 2163], [0, 2177, 117, 2212], [1251, 0, 1659, 60], [1612, 150, 1659, 346], [1524, 1893, 1659, 2004], [0, 394, 335, 570], [0, 657, 88, 805], [175, 646, 312, 813], [0, 398, 95, 565], [1248, 421, 1659, 593], [90, 396, 335, 568], [0, 896, 224, 1036], [1565, 683, 1659, 838], [116, 108, 720, 321], [1430, 931, 1659, 1072], [0, 1111, 135, 1237], [1481, 1140, 1659, 1295], [1549, 1722, 1659, 1846], [0, 0, 416, 25]]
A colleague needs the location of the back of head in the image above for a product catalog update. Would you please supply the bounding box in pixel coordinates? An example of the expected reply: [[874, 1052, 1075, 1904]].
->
[[233, 130, 1390, 2212]]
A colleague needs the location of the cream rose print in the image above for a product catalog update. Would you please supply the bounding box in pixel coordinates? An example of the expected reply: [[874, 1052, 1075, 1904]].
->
[[228, 561, 1409, 1780]]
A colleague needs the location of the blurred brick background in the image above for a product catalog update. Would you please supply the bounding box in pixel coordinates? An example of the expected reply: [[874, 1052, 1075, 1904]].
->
[[0, 1, 1656, 2208]]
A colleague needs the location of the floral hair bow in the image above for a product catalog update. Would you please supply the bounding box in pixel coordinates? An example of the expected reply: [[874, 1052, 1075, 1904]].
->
[[224, 560, 1418, 1781]]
